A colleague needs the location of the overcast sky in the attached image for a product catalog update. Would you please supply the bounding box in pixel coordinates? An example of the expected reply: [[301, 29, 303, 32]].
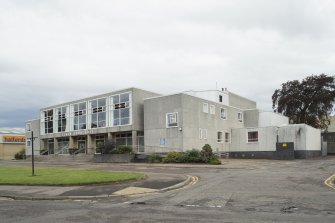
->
[[1, 0, 335, 128]]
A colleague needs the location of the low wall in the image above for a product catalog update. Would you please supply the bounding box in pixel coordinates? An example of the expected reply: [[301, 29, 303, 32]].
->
[[93, 154, 134, 163]]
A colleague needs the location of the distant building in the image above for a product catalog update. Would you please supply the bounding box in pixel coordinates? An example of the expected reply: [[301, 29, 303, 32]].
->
[[0, 129, 25, 160], [321, 116, 335, 155], [25, 87, 321, 160]]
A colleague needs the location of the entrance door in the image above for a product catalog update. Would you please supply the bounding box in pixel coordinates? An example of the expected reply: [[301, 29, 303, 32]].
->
[[78, 140, 86, 153]]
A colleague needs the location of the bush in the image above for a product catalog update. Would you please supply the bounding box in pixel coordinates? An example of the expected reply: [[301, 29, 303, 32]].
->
[[111, 146, 133, 154], [200, 144, 214, 162], [148, 154, 163, 163], [162, 151, 185, 163], [208, 158, 221, 165], [14, 148, 26, 160], [183, 149, 202, 163]]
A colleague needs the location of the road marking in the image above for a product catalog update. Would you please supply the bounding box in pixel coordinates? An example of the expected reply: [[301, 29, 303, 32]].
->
[[324, 173, 335, 190]]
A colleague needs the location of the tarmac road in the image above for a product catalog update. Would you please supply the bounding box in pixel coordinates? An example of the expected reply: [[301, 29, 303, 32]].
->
[[0, 157, 335, 223]]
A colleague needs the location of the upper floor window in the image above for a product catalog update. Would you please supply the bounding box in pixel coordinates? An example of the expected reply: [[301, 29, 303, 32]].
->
[[210, 105, 215, 115], [247, 131, 258, 143], [73, 102, 87, 130], [220, 108, 227, 119], [43, 109, 53, 133], [238, 112, 243, 122], [111, 93, 131, 126], [203, 103, 208, 113], [56, 106, 67, 132], [166, 112, 178, 128], [219, 95, 223, 103], [90, 98, 106, 128]]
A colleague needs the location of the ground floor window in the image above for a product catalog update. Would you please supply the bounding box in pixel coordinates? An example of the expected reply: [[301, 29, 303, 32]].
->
[[95, 135, 105, 154], [48, 139, 54, 154], [115, 133, 132, 147], [58, 138, 69, 154], [247, 131, 258, 142], [217, 131, 223, 143]]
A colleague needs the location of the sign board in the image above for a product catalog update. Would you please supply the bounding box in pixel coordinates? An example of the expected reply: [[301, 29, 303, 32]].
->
[[2, 135, 26, 143]]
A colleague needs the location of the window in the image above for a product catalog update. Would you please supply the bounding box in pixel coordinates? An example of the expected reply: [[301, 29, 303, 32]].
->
[[43, 109, 53, 133], [203, 103, 208, 113], [111, 92, 131, 126], [225, 132, 230, 143], [73, 102, 87, 130], [199, 129, 207, 139], [219, 95, 223, 103], [238, 112, 243, 122], [203, 129, 208, 139], [90, 98, 106, 128], [217, 131, 223, 143], [220, 108, 227, 119], [95, 135, 105, 154], [166, 112, 178, 128], [26, 123, 31, 132], [115, 133, 132, 147], [248, 131, 258, 142], [56, 106, 67, 132], [26, 139, 31, 147], [210, 105, 215, 114]]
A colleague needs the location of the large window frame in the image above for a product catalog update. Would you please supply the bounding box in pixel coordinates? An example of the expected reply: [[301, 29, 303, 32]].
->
[[166, 112, 178, 128], [55, 106, 68, 132], [42, 109, 54, 134], [110, 92, 132, 126], [72, 102, 87, 130], [89, 97, 107, 128]]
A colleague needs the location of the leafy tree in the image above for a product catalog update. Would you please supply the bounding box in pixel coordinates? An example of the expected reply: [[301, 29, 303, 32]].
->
[[272, 74, 335, 129]]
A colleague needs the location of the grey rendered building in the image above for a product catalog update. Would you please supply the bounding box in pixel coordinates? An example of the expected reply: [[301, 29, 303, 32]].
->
[[25, 87, 321, 159]]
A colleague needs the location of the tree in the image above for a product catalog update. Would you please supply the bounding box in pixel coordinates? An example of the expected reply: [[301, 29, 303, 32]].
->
[[272, 74, 335, 129]]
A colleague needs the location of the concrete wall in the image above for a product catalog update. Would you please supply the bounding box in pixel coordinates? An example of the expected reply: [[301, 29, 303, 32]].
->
[[144, 93, 246, 153], [244, 109, 259, 128], [231, 127, 277, 152], [228, 92, 257, 109], [144, 94, 184, 153], [25, 119, 40, 155], [183, 90, 229, 106], [259, 112, 288, 127]]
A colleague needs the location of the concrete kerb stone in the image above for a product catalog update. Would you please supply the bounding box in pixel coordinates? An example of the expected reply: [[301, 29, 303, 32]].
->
[[0, 174, 195, 201]]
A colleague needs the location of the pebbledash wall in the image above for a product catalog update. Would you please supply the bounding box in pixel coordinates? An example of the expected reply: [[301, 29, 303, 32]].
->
[[25, 87, 322, 159]]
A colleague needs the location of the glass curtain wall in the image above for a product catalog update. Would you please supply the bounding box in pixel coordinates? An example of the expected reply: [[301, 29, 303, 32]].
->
[[56, 106, 68, 132]]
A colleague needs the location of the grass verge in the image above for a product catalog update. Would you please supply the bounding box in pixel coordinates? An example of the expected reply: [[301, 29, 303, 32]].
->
[[0, 166, 145, 186]]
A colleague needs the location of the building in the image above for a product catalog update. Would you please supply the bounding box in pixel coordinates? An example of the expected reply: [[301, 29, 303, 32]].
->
[[25, 87, 321, 159], [0, 128, 26, 160], [321, 115, 335, 155], [25, 88, 160, 155], [144, 90, 321, 159]]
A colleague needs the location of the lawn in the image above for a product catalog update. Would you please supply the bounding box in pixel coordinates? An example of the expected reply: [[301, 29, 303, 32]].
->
[[0, 166, 145, 186]]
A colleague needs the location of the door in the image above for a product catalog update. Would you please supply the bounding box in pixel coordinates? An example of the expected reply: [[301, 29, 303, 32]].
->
[[78, 140, 86, 153]]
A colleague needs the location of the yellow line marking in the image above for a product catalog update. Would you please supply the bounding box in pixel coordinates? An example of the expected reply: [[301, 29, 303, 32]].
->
[[324, 173, 335, 190]]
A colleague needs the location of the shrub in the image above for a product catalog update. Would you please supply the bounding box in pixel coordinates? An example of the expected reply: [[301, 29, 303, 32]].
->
[[111, 146, 133, 154], [148, 154, 163, 163], [184, 149, 202, 163], [200, 144, 214, 162], [208, 158, 221, 165], [14, 148, 26, 160], [162, 151, 185, 163]]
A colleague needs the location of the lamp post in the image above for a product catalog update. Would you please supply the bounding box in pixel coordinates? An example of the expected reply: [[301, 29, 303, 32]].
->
[[29, 131, 37, 176]]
